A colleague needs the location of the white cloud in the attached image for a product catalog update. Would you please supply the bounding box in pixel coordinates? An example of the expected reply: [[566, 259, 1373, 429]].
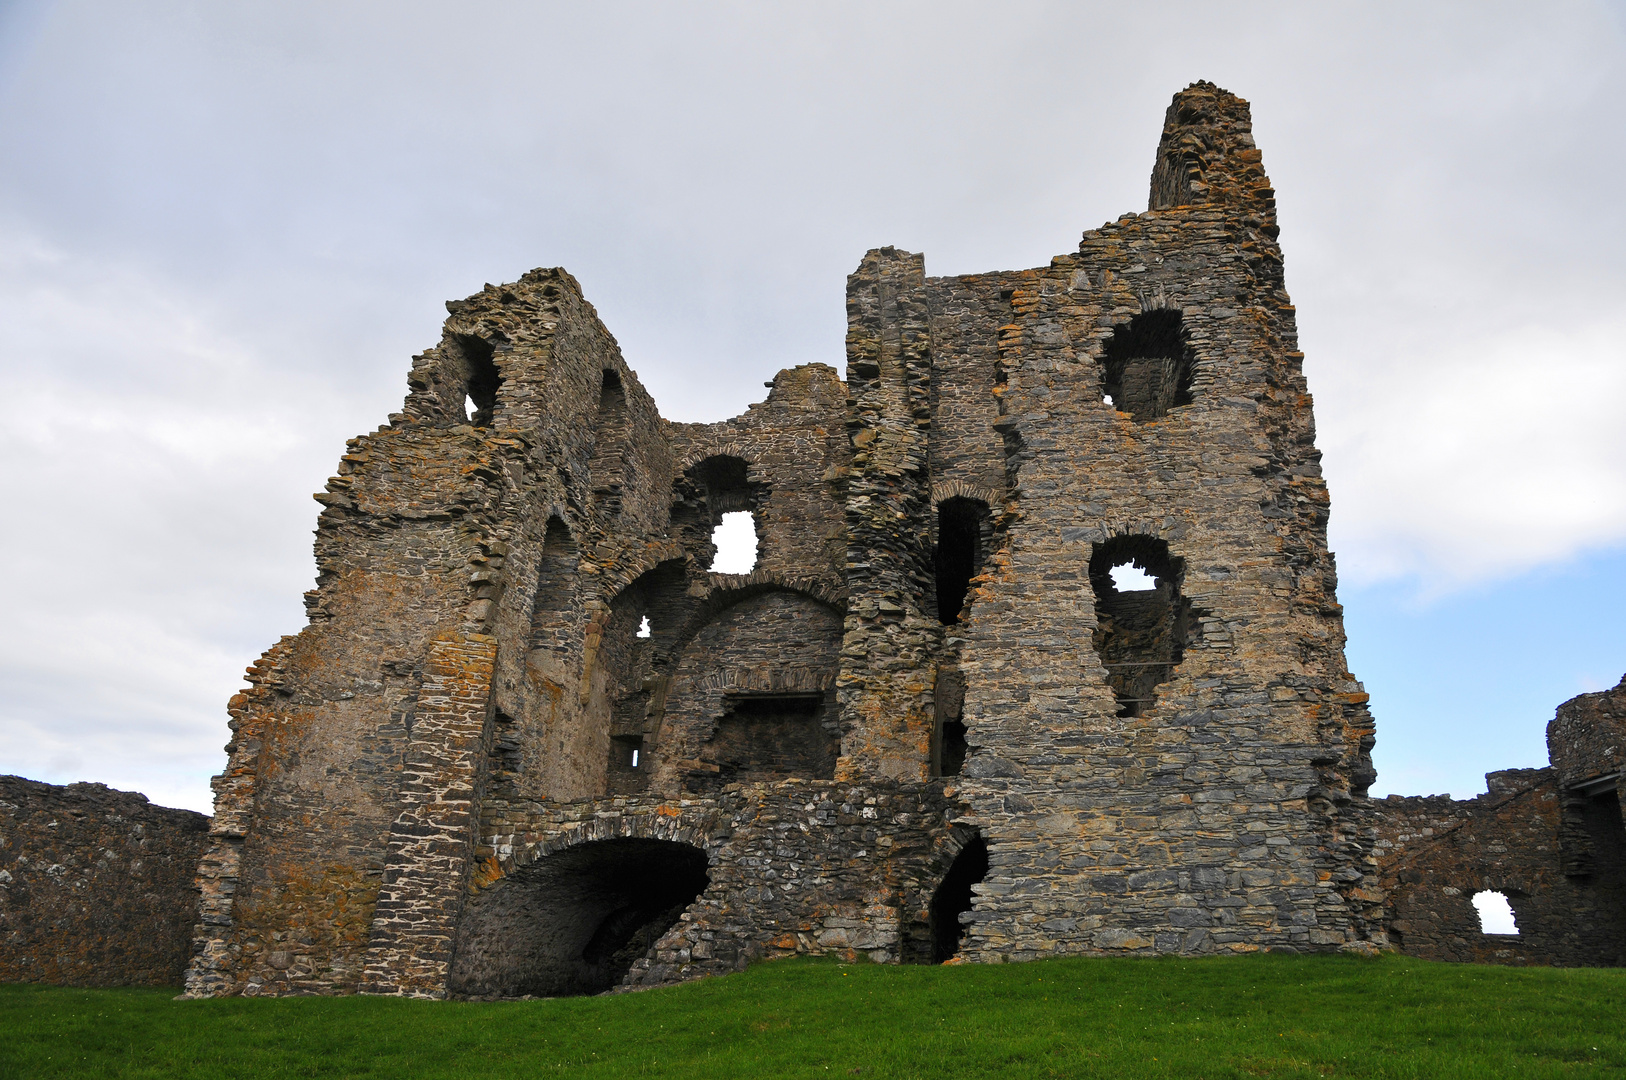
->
[[0, 227, 361, 810], [1317, 314, 1626, 589]]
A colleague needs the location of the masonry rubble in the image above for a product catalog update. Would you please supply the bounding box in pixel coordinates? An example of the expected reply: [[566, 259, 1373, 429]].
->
[[2, 81, 1620, 995]]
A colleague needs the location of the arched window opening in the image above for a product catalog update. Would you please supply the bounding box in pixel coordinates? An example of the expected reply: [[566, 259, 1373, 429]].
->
[[1472, 891, 1520, 935], [1101, 309, 1194, 422], [452, 333, 502, 426], [448, 838, 709, 998], [934, 498, 990, 625], [589, 370, 632, 515], [1089, 536, 1199, 718], [708, 511, 759, 574], [687, 692, 839, 793], [930, 836, 988, 963]]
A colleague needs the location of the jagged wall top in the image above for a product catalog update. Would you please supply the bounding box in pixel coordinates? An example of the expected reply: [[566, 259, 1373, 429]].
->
[[1148, 81, 1278, 235]]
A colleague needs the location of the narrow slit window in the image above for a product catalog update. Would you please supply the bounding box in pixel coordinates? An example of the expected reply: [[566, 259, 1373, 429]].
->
[[464, 394, 478, 421], [636, 615, 652, 639], [708, 511, 758, 574], [1472, 891, 1519, 935]]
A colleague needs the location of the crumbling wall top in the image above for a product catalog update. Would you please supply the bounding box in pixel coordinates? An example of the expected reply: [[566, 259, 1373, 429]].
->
[[1148, 81, 1277, 232]]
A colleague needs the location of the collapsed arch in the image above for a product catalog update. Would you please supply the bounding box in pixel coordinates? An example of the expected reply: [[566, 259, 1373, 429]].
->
[[448, 838, 709, 998]]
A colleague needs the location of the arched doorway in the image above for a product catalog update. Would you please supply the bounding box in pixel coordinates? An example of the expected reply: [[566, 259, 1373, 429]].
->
[[449, 838, 709, 997]]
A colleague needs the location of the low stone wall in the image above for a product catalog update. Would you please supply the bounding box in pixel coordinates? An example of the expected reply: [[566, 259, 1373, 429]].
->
[[0, 776, 209, 987], [448, 779, 967, 997]]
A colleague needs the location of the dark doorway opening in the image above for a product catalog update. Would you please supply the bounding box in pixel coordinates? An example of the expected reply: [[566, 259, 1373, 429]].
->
[[1101, 309, 1194, 422], [930, 836, 988, 963], [690, 693, 839, 791], [1089, 536, 1198, 718], [448, 838, 709, 998], [934, 498, 989, 625]]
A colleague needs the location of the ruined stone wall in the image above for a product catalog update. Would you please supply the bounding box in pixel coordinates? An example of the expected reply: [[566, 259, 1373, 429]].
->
[[0, 777, 208, 986], [937, 82, 1381, 960], [669, 362, 851, 583], [924, 272, 1020, 510], [1549, 675, 1625, 790], [649, 591, 845, 793], [183, 81, 1402, 1000], [188, 269, 681, 997], [1373, 679, 1626, 966], [837, 249, 943, 782], [1375, 769, 1626, 966]]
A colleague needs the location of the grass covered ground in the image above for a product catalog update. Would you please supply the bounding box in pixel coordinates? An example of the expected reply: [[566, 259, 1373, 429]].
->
[[2, 953, 1623, 1079]]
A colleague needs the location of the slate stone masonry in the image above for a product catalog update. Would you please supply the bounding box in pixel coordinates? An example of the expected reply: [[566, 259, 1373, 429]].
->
[[7, 81, 1620, 994], [178, 81, 1394, 997]]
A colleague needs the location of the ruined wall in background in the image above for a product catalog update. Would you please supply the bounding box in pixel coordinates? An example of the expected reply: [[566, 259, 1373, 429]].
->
[[1374, 678, 1626, 967], [0, 777, 208, 986]]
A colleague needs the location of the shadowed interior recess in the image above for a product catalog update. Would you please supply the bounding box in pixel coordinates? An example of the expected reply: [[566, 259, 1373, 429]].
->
[[930, 836, 989, 963], [1101, 308, 1194, 421], [448, 839, 709, 998]]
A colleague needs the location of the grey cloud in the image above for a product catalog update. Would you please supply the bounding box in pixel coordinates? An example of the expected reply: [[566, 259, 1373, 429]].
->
[[0, 1, 1621, 810]]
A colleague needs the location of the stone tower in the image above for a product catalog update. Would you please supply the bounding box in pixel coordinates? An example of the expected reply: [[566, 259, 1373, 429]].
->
[[186, 82, 1385, 999]]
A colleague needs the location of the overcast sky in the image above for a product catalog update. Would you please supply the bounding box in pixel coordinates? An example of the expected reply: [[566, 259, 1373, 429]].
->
[[2, 2, 1623, 812]]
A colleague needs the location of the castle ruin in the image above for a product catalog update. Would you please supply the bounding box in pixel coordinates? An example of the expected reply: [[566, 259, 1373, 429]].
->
[[2, 82, 1620, 995]]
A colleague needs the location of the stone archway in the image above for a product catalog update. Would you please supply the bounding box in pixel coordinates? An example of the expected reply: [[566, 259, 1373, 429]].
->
[[448, 837, 709, 997]]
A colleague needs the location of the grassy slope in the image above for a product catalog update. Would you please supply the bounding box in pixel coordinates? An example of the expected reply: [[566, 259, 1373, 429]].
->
[[2, 953, 1622, 1079]]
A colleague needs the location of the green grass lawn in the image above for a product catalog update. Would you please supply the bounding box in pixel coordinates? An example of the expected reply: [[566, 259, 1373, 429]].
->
[[2, 953, 1622, 1079]]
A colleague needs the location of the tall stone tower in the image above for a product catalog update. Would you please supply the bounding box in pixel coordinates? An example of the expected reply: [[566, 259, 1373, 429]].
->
[[186, 82, 1384, 999]]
